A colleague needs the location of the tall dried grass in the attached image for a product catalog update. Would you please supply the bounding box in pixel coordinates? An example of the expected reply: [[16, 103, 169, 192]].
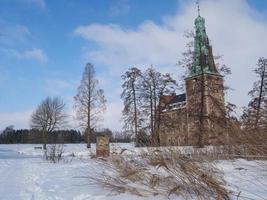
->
[[88, 147, 230, 200]]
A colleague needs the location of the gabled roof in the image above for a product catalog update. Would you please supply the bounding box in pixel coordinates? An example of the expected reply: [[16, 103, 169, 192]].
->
[[168, 93, 186, 105]]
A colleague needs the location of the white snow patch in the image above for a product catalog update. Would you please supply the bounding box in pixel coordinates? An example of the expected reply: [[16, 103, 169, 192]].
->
[[0, 144, 266, 199]]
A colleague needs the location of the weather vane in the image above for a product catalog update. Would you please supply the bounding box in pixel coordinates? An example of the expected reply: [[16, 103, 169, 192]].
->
[[196, 0, 200, 16]]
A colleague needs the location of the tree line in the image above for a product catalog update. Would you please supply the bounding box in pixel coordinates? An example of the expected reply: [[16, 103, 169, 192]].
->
[[0, 125, 131, 144], [0, 126, 82, 144]]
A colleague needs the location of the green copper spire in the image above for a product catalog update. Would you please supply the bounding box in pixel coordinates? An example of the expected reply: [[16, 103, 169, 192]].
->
[[189, 12, 220, 77], [197, 0, 200, 16]]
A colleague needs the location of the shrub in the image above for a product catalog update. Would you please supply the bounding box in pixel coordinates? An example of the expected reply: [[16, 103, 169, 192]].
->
[[44, 144, 64, 163]]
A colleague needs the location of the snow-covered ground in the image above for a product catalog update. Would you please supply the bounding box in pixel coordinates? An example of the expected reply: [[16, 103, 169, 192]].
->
[[0, 143, 266, 200]]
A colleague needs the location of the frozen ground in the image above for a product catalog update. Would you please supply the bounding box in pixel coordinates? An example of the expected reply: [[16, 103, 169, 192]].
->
[[0, 143, 266, 200]]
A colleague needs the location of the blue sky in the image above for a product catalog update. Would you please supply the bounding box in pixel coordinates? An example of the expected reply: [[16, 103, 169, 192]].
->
[[0, 0, 267, 130]]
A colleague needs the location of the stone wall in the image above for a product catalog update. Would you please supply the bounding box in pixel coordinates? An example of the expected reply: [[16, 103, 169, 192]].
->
[[185, 73, 226, 145], [158, 73, 226, 147], [159, 107, 188, 146]]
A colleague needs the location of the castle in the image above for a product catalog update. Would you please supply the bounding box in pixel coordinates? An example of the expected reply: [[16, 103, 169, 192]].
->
[[158, 13, 227, 146]]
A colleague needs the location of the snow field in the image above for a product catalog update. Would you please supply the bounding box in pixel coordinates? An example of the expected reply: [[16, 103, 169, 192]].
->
[[0, 143, 266, 200]]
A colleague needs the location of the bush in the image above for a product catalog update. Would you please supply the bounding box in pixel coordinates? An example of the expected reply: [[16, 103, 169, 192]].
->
[[44, 144, 64, 163]]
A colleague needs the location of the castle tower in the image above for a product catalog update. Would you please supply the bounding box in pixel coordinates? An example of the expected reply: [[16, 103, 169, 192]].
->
[[185, 13, 226, 146]]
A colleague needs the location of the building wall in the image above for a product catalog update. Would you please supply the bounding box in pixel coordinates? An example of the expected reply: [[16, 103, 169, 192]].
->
[[158, 73, 226, 147], [159, 108, 188, 146], [185, 73, 226, 145]]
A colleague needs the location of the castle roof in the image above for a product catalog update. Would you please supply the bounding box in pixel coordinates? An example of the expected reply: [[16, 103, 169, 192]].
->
[[187, 13, 221, 78], [168, 93, 186, 105], [161, 93, 186, 112]]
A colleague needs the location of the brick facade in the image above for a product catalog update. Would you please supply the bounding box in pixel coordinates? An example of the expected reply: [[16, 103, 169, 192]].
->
[[159, 74, 226, 146]]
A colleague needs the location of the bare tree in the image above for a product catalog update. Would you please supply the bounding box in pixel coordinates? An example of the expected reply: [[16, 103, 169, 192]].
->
[[140, 67, 177, 145], [121, 67, 143, 146], [31, 96, 67, 150], [74, 63, 106, 148], [178, 30, 195, 81], [242, 57, 267, 131]]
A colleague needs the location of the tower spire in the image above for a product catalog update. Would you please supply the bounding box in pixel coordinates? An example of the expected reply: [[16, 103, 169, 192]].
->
[[196, 0, 200, 16], [186, 2, 220, 78]]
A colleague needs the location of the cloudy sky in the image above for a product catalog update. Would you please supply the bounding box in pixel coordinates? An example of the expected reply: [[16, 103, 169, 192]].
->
[[0, 0, 267, 131]]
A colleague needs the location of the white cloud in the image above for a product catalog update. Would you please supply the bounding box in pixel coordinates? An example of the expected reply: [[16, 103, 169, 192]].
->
[[74, 0, 267, 118], [45, 79, 76, 95], [109, 0, 130, 16], [0, 21, 31, 45], [74, 23, 182, 74], [0, 20, 48, 64], [0, 110, 33, 130], [16, 25, 31, 36], [0, 48, 48, 63], [22, 0, 46, 10], [19, 48, 48, 63]]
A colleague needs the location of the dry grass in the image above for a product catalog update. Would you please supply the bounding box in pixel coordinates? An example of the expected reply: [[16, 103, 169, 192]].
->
[[88, 147, 230, 200], [85, 122, 267, 199]]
